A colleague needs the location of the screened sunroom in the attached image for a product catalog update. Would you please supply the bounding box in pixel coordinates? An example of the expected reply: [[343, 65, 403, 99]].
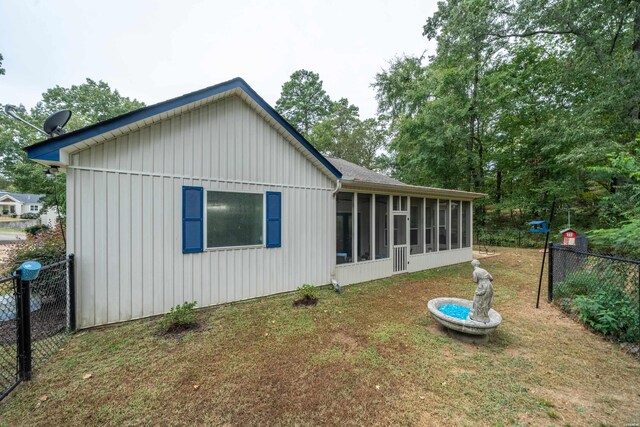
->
[[328, 158, 482, 286]]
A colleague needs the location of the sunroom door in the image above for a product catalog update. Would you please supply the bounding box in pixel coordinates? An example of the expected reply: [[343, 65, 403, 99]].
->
[[393, 213, 408, 273]]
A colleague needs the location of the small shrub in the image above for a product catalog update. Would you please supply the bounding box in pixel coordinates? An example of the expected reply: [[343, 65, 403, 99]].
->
[[20, 212, 39, 219], [554, 271, 599, 298], [572, 289, 639, 342], [3, 225, 65, 276], [24, 224, 50, 236], [160, 301, 197, 332], [293, 284, 318, 306], [296, 284, 317, 300]]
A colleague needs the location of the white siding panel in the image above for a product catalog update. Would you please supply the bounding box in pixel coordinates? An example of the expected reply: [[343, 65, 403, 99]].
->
[[119, 173, 132, 321], [93, 170, 108, 326], [130, 174, 143, 320], [141, 175, 154, 317], [408, 248, 473, 272], [334, 259, 393, 286], [69, 95, 336, 328], [106, 172, 120, 323]]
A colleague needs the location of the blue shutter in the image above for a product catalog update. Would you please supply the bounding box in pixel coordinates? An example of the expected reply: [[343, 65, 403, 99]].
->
[[265, 191, 281, 248], [182, 186, 204, 253]]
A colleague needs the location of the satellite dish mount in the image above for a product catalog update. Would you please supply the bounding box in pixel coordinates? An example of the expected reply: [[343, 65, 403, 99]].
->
[[3, 105, 72, 138]]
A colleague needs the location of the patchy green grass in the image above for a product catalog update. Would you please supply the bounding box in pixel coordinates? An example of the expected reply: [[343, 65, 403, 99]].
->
[[0, 248, 639, 426]]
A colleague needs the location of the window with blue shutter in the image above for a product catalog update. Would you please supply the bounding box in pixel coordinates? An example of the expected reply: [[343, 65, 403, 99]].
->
[[265, 191, 281, 248], [182, 186, 204, 253]]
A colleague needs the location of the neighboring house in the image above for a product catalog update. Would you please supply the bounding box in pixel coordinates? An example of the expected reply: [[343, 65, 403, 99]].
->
[[0, 191, 60, 226], [0, 191, 44, 216], [25, 78, 484, 329]]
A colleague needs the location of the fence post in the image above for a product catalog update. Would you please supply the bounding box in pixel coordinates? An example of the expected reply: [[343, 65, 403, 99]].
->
[[68, 254, 76, 332], [15, 270, 32, 381], [548, 243, 554, 303]]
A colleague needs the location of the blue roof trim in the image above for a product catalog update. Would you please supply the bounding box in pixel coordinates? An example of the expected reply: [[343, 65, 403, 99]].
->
[[24, 78, 342, 179]]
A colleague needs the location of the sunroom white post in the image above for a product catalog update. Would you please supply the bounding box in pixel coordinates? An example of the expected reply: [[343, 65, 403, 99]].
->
[[459, 200, 463, 249], [448, 200, 452, 250], [353, 192, 358, 264], [435, 198, 439, 252], [423, 197, 426, 253], [388, 195, 392, 256], [406, 196, 410, 253], [371, 194, 376, 261], [470, 200, 474, 249]]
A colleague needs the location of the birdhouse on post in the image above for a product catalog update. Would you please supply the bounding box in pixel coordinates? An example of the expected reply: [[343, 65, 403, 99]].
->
[[560, 228, 577, 246], [529, 220, 550, 233]]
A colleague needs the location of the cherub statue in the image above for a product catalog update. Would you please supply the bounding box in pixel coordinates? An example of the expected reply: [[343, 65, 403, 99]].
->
[[469, 259, 494, 323]]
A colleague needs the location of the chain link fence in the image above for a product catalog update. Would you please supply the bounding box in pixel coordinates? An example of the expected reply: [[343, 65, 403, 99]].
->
[[0, 255, 75, 401], [0, 276, 19, 400], [549, 244, 640, 343]]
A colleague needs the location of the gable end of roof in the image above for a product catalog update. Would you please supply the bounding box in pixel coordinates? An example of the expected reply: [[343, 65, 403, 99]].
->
[[23, 78, 342, 179]]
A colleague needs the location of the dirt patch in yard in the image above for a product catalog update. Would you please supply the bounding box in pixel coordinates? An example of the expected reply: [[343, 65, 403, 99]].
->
[[1, 248, 639, 426], [293, 295, 318, 306]]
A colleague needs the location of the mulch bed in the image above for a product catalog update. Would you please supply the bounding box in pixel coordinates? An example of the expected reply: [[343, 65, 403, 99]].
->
[[293, 295, 318, 307], [0, 303, 66, 346]]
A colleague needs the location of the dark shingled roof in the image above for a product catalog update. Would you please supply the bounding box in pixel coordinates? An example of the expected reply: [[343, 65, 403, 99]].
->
[[0, 191, 44, 204], [326, 157, 405, 186]]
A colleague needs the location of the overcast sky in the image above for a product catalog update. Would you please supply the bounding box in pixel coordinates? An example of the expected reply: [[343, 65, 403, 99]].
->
[[1, 0, 437, 120]]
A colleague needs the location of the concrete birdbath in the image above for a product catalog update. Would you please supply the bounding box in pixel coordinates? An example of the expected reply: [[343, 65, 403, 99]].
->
[[427, 260, 502, 344], [427, 297, 501, 343]]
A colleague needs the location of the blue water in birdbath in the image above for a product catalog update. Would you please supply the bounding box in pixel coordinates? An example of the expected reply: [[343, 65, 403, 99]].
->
[[438, 304, 471, 320]]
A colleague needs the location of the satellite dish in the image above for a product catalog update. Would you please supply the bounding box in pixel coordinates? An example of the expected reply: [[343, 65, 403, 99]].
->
[[43, 110, 72, 136]]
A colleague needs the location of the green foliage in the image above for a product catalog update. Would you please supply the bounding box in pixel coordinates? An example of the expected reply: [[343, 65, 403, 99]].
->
[[277, 70, 388, 169], [296, 284, 318, 300], [309, 99, 387, 169], [0, 52, 5, 75], [159, 301, 197, 331], [554, 271, 597, 299], [590, 219, 640, 260], [3, 226, 65, 275], [275, 70, 332, 136], [374, 0, 640, 234], [24, 224, 50, 236], [0, 78, 145, 214], [474, 227, 541, 249], [573, 289, 639, 342], [555, 269, 639, 342], [20, 212, 39, 219]]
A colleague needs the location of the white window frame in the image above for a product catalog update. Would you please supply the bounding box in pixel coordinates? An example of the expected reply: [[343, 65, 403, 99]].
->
[[30, 205, 40, 212], [204, 189, 265, 251]]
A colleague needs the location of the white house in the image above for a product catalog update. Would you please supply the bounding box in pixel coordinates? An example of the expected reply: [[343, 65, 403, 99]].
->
[[0, 191, 44, 217], [25, 78, 484, 329], [0, 191, 60, 226]]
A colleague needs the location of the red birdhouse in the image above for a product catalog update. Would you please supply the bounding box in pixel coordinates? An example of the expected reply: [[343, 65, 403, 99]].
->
[[560, 228, 577, 246]]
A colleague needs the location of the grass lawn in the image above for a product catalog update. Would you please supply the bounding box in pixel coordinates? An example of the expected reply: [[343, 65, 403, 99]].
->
[[1, 248, 638, 426]]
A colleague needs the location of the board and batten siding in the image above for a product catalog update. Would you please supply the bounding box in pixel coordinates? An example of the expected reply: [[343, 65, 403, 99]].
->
[[66, 95, 335, 328]]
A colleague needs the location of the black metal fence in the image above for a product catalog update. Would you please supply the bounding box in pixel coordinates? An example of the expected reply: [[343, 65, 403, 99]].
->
[[0, 254, 75, 401], [549, 244, 640, 343]]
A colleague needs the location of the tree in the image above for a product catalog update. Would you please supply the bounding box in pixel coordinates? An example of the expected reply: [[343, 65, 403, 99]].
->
[[275, 70, 333, 136], [375, 0, 640, 232], [1, 79, 145, 212], [309, 99, 387, 169], [0, 53, 5, 75]]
